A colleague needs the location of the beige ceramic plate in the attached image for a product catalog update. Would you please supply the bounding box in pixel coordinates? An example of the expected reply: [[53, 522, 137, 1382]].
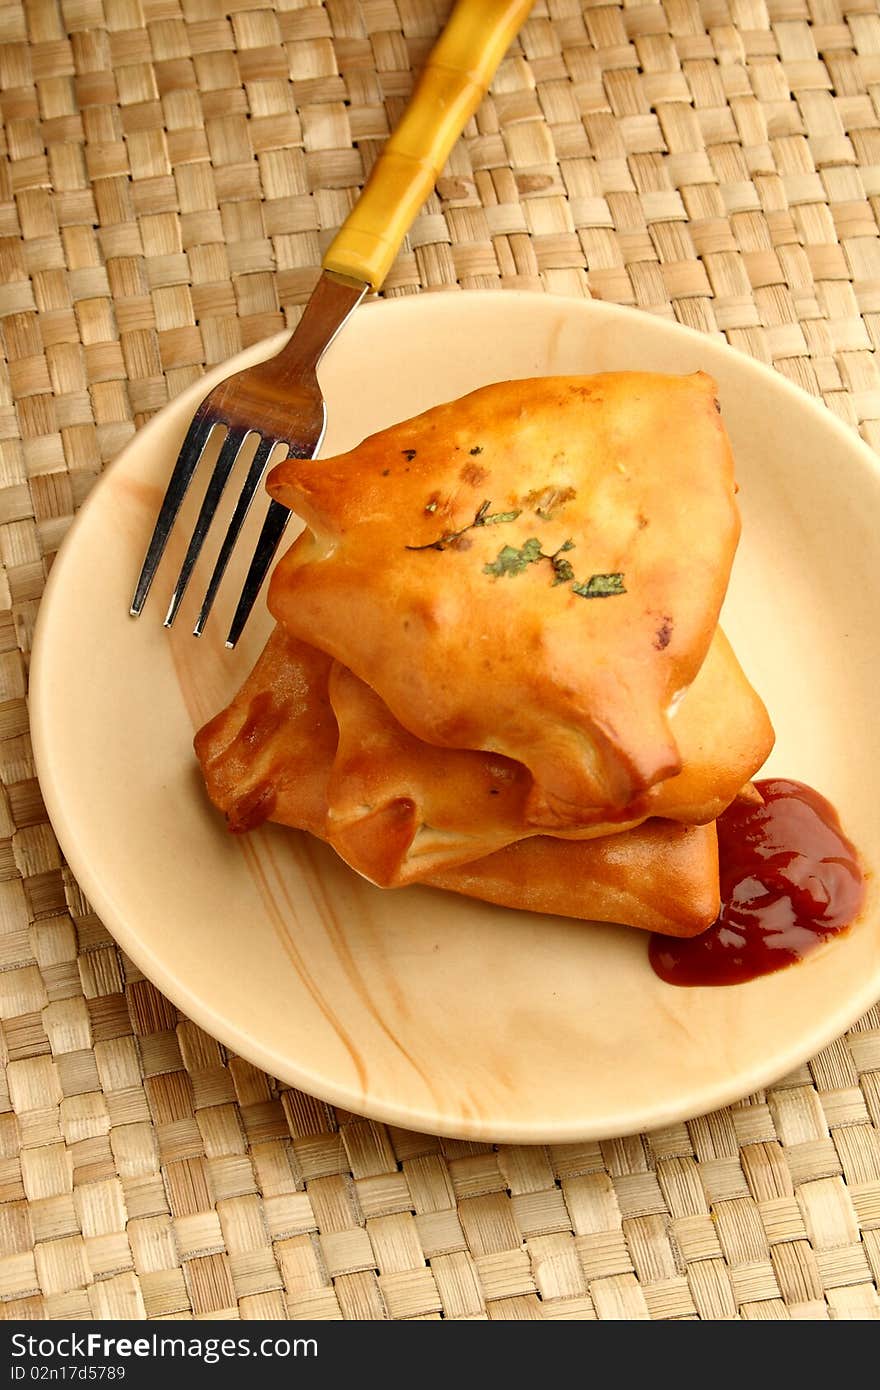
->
[[31, 291, 880, 1143]]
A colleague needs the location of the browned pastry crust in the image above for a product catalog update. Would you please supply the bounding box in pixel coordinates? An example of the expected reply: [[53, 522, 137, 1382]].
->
[[266, 372, 740, 825], [427, 821, 721, 939], [195, 624, 771, 888], [326, 626, 773, 884], [194, 629, 720, 934], [194, 371, 774, 938], [194, 629, 335, 837]]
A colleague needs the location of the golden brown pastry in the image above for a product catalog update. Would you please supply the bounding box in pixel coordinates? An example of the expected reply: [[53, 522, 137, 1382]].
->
[[327, 626, 772, 884], [195, 623, 771, 888], [428, 821, 721, 938], [266, 372, 740, 825], [194, 632, 720, 935], [194, 372, 775, 939], [194, 628, 335, 837], [651, 628, 773, 827], [325, 658, 531, 884]]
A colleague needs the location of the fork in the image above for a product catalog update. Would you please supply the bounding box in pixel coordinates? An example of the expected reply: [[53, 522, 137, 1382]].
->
[[130, 0, 535, 647]]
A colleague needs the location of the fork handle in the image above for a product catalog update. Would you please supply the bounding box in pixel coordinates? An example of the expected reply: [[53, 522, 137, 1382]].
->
[[321, 0, 534, 291]]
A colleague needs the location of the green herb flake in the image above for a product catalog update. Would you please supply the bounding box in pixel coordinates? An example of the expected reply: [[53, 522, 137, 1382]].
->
[[572, 572, 626, 599], [546, 539, 575, 585], [407, 500, 521, 551], [483, 537, 543, 578], [469, 446, 483, 455]]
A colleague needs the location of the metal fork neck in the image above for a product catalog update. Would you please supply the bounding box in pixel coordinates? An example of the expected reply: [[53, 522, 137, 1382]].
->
[[278, 271, 368, 379]]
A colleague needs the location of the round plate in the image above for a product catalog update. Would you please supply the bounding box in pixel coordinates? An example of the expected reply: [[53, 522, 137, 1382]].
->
[[30, 291, 880, 1143]]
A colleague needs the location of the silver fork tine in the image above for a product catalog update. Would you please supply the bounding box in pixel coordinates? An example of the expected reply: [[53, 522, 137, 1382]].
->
[[192, 434, 278, 638], [225, 497, 292, 649], [130, 406, 215, 616], [163, 427, 247, 628]]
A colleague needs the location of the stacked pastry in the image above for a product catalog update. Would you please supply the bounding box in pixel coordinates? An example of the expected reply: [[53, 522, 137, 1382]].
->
[[195, 373, 774, 939]]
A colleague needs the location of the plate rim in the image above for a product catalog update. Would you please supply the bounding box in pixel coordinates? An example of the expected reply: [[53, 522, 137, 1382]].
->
[[29, 288, 880, 1143]]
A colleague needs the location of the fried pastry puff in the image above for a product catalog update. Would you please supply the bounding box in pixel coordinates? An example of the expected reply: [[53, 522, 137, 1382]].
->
[[428, 821, 720, 938], [194, 629, 335, 837], [195, 624, 771, 889], [326, 626, 771, 885], [194, 632, 720, 936], [266, 373, 740, 826]]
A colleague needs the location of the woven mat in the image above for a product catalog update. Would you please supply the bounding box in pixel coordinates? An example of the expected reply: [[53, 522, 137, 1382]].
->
[[1, 0, 880, 1323]]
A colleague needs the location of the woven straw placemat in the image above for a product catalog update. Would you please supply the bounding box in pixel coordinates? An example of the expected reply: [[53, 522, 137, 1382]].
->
[[1, 0, 880, 1322]]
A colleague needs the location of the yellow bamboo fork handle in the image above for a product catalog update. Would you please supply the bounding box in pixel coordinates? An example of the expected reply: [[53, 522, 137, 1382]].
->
[[322, 0, 535, 291]]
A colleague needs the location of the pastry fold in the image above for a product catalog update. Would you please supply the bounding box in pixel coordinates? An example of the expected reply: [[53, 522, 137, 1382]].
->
[[194, 630, 334, 838], [326, 626, 772, 884], [193, 371, 775, 939], [195, 625, 771, 889], [266, 373, 740, 825], [194, 630, 719, 935], [429, 821, 720, 939]]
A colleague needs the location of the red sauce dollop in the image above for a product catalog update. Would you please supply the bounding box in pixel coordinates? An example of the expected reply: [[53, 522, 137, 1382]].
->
[[649, 779, 866, 987]]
